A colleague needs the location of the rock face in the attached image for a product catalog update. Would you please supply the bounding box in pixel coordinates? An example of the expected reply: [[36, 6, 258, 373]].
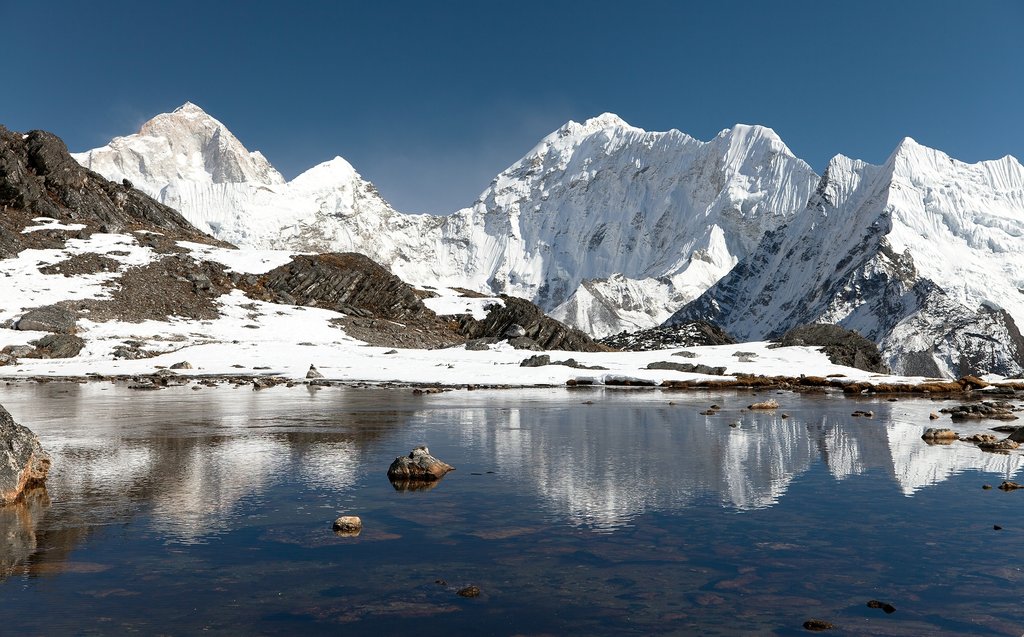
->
[[459, 295, 607, 352], [0, 405, 51, 505], [598, 320, 735, 352], [773, 324, 888, 374], [0, 125, 220, 259], [386, 446, 454, 482]]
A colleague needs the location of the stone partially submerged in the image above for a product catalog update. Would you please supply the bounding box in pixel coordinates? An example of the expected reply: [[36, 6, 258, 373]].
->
[[387, 446, 454, 482], [0, 405, 51, 505]]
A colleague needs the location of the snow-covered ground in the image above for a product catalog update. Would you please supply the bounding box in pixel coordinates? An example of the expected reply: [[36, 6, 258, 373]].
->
[[0, 230, 947, 387]]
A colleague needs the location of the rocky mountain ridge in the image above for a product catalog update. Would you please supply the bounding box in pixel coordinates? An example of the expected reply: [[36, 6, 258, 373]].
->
[[73, 104, 820, 336], [668, 140, 1024, 376]]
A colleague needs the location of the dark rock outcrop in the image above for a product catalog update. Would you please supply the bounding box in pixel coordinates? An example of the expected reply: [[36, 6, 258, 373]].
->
[[0, 405, 51, 505], [773, 324, 888, 374], [0, 126, 222, 258], [459, 295, 607, 352], [386, 446, 454, 482], [598, 320, 736, 352], [254, 253, 464, 349]]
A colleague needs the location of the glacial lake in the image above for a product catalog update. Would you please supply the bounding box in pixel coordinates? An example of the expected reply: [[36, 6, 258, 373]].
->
[[1, 382, 1023, 635]]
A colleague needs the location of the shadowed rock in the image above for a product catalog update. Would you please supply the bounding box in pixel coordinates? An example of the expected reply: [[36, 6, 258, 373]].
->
[[386, 446, 454, 482], [774, 324, 888, 374]]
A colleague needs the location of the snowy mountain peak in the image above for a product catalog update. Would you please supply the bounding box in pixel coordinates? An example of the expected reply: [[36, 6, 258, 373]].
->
[[290, 155, 358, 190], [579, 112, 633, 131], [171, 101, 210, 116], [74, 102, 285, 189]]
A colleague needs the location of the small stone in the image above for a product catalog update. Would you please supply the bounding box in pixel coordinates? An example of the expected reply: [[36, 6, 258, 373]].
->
[[994, 524, 1003, 530], [748, 399, 779, 410], [866, 600, 896, 614], [929, 412, 940, 420], [434, 579, 447, 586], [332, 516, 362, 535], [803, 619, 833, 631], [983, 484, 993, 489], [729, 422, 739, 428], [781, 413, 790, 419], [457, 585, 481, 598]]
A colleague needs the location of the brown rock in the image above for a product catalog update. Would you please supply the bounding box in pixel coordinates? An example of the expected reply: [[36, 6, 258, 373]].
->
[[386, 446, 454, 482], [332, 516, 362, 536], [921, 428, 957, 441], [457, 585, 481, 598], [748, 399, 780, 410], [0, 405, 51, 505]]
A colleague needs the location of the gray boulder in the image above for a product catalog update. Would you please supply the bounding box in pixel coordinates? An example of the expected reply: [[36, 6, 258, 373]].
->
[[0, 405, 51, 505], [29, 333, 85, 358], [16, 304, 76, 334]]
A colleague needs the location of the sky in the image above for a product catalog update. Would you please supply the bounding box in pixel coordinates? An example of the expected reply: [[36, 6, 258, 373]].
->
[[3, 0, 1022, 214]]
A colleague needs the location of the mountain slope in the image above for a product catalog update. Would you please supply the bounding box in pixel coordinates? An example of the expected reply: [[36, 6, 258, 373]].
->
[[668, 140, 1024, 377], [73, 105, 819, 336]]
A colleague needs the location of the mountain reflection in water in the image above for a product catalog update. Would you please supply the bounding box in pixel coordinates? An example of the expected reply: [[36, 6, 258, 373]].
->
[[0, 384, 1021, 564]]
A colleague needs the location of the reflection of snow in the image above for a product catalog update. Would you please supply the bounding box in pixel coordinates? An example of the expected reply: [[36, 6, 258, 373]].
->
[[296, 441, 361, 493], [885, 419, 1024, 495], [150, 436, 287, 544]]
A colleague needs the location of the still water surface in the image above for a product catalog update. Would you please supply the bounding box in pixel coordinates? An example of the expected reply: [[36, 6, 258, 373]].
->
[[1, 383, 1023, 635]]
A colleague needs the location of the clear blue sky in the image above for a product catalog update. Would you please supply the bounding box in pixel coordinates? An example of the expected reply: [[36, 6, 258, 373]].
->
[[3, 0, 1022, 214]]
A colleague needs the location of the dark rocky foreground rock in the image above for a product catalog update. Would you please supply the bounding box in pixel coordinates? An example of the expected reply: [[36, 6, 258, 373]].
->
[[386, 446, 454, 482], [459, 295, 608, 352], [772, 324, 888, 374], [598, 320, 736, 351], [0, 126, 223, 258], [0, 404, 51, 505]]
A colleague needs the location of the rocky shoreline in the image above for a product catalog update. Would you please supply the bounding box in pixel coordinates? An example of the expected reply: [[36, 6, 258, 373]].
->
[[3, 371, 1022, 396]]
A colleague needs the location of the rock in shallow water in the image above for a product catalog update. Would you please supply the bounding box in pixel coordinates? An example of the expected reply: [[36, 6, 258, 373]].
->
[[332, 516, 362, 536], [386, 446, 454, 482], [0, 405, 51, 505]]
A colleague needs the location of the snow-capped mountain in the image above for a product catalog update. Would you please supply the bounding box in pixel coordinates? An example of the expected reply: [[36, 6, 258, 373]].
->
[[668, 139, 1024, 377], [72, 104, 818, 336]]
